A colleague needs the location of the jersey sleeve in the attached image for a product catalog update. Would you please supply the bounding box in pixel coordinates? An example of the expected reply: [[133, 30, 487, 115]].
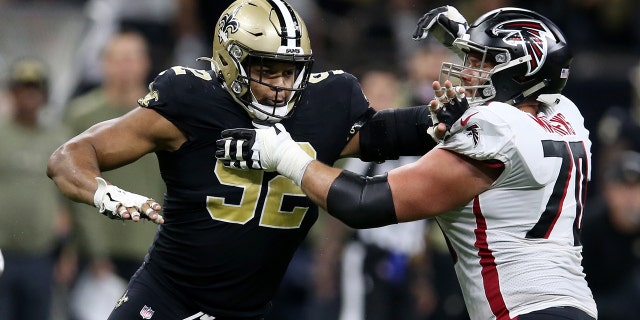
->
[[138, 67, 178, 111], [438, 103, 543, 189], [344, 73, 370, 118], [138, 66, 227, 141], [343, 72, 372, 140], [440, 101, 589, 189], [311, 70, 371, 124], [303, 70, 371, 143], [439, 104, 514, 164]]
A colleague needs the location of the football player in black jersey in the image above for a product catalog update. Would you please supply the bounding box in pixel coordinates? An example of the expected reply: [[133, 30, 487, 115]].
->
[[47, 0, 465, 319]]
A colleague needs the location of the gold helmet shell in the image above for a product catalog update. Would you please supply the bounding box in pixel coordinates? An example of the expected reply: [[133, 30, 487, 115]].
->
[[212, 0, 313, 124]]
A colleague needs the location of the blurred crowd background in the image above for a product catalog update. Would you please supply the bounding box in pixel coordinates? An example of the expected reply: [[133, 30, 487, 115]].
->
[[0, 0, 639, 320]]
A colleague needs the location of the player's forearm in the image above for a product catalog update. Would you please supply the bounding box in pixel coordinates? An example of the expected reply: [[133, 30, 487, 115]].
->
[[301, 161, 398, 229], [47, 140, 101, 206], [300, 161, 342, 210]]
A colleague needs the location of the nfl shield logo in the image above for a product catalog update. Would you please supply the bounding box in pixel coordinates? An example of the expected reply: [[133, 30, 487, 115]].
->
[[140, 305, 155, 319]]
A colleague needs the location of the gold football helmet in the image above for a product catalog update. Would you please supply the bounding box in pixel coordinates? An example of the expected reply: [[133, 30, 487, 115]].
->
[[212, 0, 313, 124]]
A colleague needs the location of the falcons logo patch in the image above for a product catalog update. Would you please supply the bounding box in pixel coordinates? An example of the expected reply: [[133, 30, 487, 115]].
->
[[492, 19, 554, 76], [465, 124, 480, 147]]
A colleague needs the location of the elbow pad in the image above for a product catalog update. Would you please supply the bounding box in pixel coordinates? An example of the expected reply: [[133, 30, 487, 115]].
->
[[359, 106, 436, 162], [326, 170, 398, 229]]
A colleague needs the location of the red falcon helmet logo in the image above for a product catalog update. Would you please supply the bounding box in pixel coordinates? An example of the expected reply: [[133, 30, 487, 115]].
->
[[492, 19, 554, 76]]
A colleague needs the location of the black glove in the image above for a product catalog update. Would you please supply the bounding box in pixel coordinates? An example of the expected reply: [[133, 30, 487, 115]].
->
[[412, 6, 468, 48], [215, 129, 262, 170], [437, 91, 469, 131], [428, 86, 469, 142], [216, 124, 313, 185]]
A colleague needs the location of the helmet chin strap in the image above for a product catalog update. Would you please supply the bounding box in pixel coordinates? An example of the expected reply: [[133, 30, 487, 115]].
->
[[246, 65, 308, 124], [506, 80, 549, 105], [247, 91, 294, 123]]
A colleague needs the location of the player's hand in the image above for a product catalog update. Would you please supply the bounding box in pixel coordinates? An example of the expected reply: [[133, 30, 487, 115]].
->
[[93, 177, 164, 224], [412, 6, 468, 47], [217, 124, 313, 185], [215, 126, 266, 170], [428, 80, 469, 141]]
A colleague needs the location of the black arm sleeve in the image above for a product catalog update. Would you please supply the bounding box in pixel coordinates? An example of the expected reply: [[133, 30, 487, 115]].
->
[[359, 106, 436, 162], [326, 170, 398, 229]]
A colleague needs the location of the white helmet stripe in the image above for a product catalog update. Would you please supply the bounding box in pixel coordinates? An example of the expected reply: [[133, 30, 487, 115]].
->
[[267, 0, 300, 48]]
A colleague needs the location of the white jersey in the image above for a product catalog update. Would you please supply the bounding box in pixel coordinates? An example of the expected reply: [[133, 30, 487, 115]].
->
[[436, 96, 597, 319]]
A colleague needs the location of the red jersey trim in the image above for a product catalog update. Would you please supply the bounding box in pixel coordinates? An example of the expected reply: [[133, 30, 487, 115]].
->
[[473, 196, 513, 320]]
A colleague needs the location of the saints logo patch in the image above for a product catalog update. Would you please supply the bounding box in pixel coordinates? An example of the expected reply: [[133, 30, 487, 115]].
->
[[138, 90, 159, 107], [114, 291, 128, 308]]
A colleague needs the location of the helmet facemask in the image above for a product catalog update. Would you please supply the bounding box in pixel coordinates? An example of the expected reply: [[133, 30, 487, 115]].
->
[[440, 37, 534, 107], [237, 51, 312, 124], [440, 8, 572, 107]]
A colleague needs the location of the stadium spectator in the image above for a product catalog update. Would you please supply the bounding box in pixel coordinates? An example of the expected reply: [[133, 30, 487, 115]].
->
[[0, 58, 72, 320], [404, 44, 457, 106], [581, 150, 640, 319], [63, 30, 165, 320], [594, 62, 640, 182]]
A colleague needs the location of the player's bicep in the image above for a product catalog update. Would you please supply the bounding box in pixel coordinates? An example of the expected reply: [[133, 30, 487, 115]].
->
[[83, 107, 186, 170], [388, 148, 500, 221]]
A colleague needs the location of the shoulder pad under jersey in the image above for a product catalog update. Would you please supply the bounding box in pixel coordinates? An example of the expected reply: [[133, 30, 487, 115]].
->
[[306, 69, 368, 109], [307, 70, 359, 88], [441, 103, 516, 163], [138, 66, 218, 109]]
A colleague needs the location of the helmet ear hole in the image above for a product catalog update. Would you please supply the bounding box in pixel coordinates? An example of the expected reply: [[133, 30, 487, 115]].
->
[[219, 55, 229, 67], [514, 75, 528, 84]]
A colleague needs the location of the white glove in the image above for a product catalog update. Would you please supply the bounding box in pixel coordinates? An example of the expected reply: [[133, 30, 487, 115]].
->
[[93, 177, 164, 224], [412, 6, 468, 47], [217, 123, 313, 186]]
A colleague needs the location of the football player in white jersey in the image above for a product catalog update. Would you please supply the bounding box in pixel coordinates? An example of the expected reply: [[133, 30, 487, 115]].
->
[[217, 7, 598, 320]]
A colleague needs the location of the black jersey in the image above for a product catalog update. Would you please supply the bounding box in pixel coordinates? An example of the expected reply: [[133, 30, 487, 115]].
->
[[140, 66, 369, 317]]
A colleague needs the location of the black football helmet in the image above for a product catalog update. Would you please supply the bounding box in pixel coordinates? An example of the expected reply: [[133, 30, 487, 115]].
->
[[440, 7, 572, 106], [210, 0, 313, 124]]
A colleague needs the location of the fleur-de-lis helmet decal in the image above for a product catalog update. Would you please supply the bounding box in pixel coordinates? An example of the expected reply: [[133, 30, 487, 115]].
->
[[217, 7, 240, 44]]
